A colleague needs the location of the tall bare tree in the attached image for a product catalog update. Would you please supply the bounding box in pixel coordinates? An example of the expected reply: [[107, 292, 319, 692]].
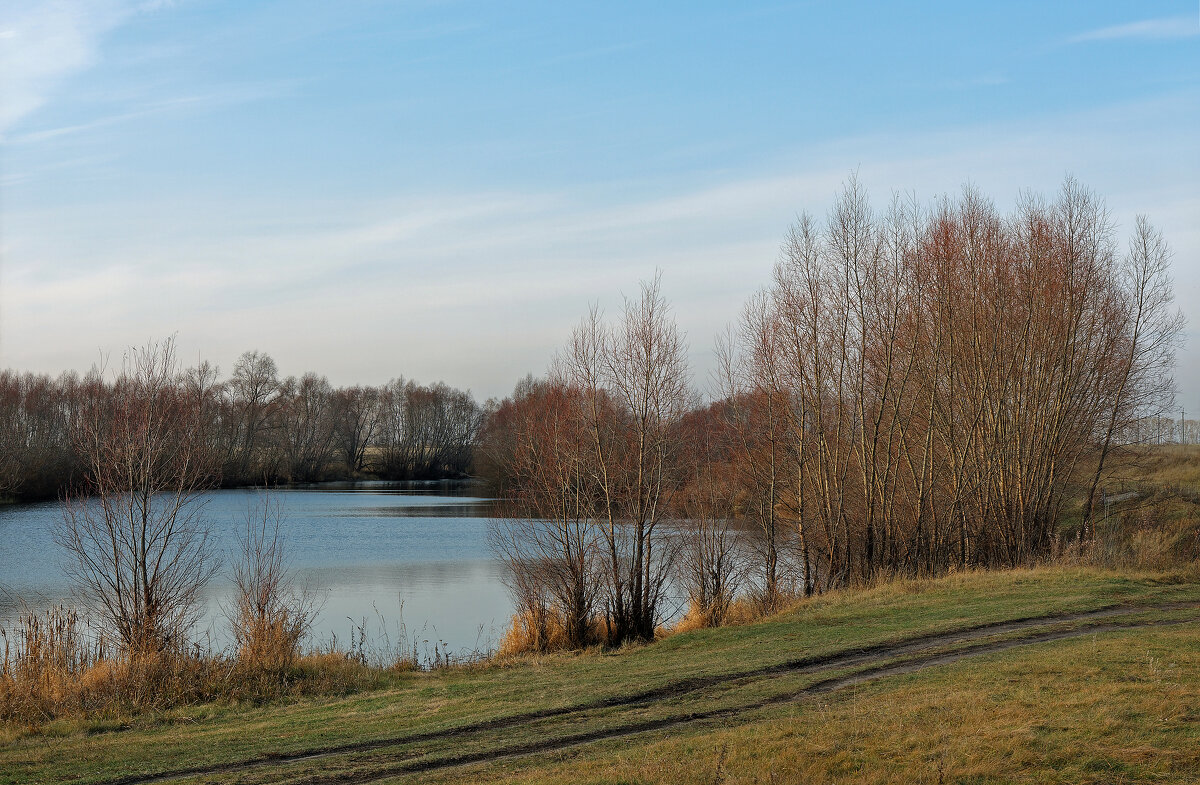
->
[[229, 350, 279, 483], [558, 275, 692, 643], [1080, 215, 1184, 536], [331, 386, 381, 474]]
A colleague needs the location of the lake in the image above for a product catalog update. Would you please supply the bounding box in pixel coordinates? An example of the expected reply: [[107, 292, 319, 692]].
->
[[0, 483, 513, 661]]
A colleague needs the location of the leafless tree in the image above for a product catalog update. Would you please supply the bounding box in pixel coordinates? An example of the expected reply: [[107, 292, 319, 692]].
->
[[55, 340, 218, 654], [331, 386, 381, 474], [717, 292, 789, 607], [558, 274, 692, 643], [374, 378, 482, 479], [675, 463, 742, 627], [184, 359, 234, 476], [1080, 214, 1185, 536], [229, 350, 280, 483], [275, 373, 337, 482], [0, 373, 24, 498]]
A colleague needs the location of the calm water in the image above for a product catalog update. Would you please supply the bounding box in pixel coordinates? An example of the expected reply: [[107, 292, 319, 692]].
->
[[0, 484, 512, 659]]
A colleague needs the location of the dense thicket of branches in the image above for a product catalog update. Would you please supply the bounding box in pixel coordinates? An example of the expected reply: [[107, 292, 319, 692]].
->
[[0, 356, 483, 500], [484, 278, 693, 646], [731, 177, 1183, 583], [482, 177, 1184, 647], [0, 371, 91, 500]]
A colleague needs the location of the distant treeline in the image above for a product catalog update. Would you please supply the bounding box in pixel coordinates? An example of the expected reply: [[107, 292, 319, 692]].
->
[[0, 351, 484, 501]]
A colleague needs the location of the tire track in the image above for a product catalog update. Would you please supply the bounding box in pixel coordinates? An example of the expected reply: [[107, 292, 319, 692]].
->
[[295, 615, 1197, 785], [99, 603, 1194, 785]]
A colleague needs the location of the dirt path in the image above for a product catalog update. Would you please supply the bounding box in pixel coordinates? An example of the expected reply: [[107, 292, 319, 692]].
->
[[100, 603, 1196, 785]]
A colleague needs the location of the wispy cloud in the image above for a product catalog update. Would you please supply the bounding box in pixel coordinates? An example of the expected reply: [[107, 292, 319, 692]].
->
[[0, 0, 181, 136], [1, 1, 123, 133], [6, 80, 301, 145], [1069, 14, 1199, 43]]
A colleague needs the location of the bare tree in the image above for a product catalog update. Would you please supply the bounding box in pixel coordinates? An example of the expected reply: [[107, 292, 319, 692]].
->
[[558, 274, 692, 643], [717, 293, 788, 607], [0, 372, 24, 499], [1080, 215, 1185, 536], [185, 359, 232, 477], [675, 462, 742, 627], [275, 373, 337, 482], [332, 386, 380, 474], [374, 378, 482, 479], [229, 350, 280, 483], [55, 340, 217, 655]]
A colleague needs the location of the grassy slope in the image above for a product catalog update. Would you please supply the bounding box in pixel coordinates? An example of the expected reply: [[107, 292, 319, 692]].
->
[[1082, 445, 1200, 567], [442, 624, 1200, 785], [3, 567, 1200, 784]]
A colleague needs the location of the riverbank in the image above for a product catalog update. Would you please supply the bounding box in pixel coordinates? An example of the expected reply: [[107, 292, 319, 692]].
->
[[3, 566, 1200, 783]]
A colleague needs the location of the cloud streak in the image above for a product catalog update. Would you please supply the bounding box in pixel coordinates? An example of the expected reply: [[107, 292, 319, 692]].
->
[[0, 0, 189, 136], [1069, 14, 1199, 43], [1, 1, 127, 134], [6, 80, 302, 145]]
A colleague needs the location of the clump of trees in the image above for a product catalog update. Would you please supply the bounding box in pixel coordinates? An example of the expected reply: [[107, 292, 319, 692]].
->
[[0, 371, 91, 500], [0, 352, 485, 501], [734, 177, 1182, 581], [483, 177, 1184, 651], [485, 278, 693, 647], [188, 355, 483, 485]]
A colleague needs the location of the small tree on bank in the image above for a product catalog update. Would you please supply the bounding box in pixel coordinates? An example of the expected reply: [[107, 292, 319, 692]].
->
[[56, 340, 217, 655]]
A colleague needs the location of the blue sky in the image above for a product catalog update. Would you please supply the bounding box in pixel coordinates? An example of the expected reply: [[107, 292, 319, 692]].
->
[[1, 0, 1198, 405]]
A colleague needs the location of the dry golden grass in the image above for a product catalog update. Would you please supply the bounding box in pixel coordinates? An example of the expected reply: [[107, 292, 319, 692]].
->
[[0, 606, 404, 727], [668, 593, 801, 635], [4, 566, 1199, 782], [500, 593, 794, 654], [496, 608, 609, 657], [1116, 444, 1200, 488]]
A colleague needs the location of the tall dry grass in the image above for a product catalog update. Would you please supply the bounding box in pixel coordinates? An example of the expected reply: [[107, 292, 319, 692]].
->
[[0, 605, 423, 728], [228, 502, 317, 674], [496, 607, 609, 657], [1063, 496, 1200, 570]]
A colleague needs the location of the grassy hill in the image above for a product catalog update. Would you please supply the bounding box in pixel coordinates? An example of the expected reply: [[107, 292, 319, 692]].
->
[[3, 566, 1199, 784]]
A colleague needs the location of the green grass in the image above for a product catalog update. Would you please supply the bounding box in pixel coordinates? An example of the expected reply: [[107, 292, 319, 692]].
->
[[432, 624, 1200, 785], [3, 566, 1200, 784]]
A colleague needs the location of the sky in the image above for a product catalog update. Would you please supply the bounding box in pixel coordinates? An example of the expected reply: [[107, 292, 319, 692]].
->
[[1, 0, 1198, 406]]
